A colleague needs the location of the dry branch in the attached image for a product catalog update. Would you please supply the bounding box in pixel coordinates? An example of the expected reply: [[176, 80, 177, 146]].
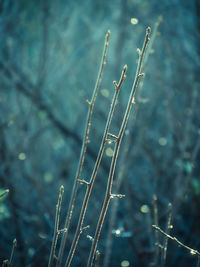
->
[[48, 186, 64, 267], [152, 225, 200, 258], [57, 30, 111, 266], [87, 27, 151, 267], [64, 64, 127, 267]]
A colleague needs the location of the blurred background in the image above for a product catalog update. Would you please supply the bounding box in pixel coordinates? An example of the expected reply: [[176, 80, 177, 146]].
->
[[0, 0, 200, 266]]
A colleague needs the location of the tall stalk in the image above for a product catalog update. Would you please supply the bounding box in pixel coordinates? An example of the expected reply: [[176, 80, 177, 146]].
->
[[64, 65, 127, 267], [57, 30, 111, 266], [87, 27, 151, 267], [48, 186, 64, 267], [103, 18, 162, 267]]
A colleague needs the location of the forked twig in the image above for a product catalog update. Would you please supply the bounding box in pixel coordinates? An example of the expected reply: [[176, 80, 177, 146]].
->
[[64, 65, 127, 267], [87, 27, 151, 267], [152, 225, 200, 259], [57, 29, 111, 266], [0, 189, 9, 198], [48, 185, 64, 267]]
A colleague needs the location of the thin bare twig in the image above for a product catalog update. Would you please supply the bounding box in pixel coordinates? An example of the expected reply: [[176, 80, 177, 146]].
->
[[87, 27, 151, 267], [64, 65, 127, 267], [161, 203, 172, 267], [57, 29, 111, 266], [152, 225, 200, 258], [103, 18, 162, 267], [197, 256, 200, 267], [95, 250, 101, 267], [48, 185, 64, 267], [153, 194, 160, 266]]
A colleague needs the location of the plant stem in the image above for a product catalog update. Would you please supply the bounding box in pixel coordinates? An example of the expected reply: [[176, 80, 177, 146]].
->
[[153, 194, 160, 266], [103, 18, 161, 267], [9, 239, 17, 267], [57, 29, 111, 266], [48, 185, 64, 267], [87, 27, 151, 267], [161, 203, 172, 267], [64, 65, 127, 267], [94, 250, 100, 267], [152, 225, 200, 257]]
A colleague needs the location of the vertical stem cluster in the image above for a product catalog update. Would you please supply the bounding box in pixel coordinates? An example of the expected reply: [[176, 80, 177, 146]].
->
[[103, 19, 161, 267], [64, 65, 128, 267], [152, 225, 200, 262], [87, 27, 151, 267], [57, 30, 111, 266], [50, 26, 151, 267]]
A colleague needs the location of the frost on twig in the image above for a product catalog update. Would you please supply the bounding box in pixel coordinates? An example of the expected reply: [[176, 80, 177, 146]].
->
[[48, 185, 64, 267], [152, 225, 200, 260], [57, 29, 111, 266]]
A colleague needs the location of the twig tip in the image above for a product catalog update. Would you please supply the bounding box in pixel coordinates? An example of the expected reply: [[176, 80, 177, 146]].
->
[[147, 26, 151, 34], [60, 185, 64, 194], [123, 64, 128, 71], [13, 239, 17, 246]]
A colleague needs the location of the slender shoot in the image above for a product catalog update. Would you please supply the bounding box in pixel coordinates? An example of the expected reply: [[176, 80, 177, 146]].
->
[[0, 189, 9, 198], [161, 203, 172, 266], [48, 185, 64, 267], [87, 27, 151, 267], [152, 225, 200, 258], [57, 29, 111, 266], [64, 65, 127, 267], [95, 250, 101, 267], [153, 194, 160, 265]]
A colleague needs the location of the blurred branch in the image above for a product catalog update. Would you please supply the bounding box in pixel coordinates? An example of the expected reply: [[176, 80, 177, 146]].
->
[[103, 18, 162, 267], [95, 250, 100, 267], [37, 0, 49, 89], [0, 189, 9, 198], [153, 194, 160, 266], [0, 132, 26, 266], [0, 61, 110, 172]]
